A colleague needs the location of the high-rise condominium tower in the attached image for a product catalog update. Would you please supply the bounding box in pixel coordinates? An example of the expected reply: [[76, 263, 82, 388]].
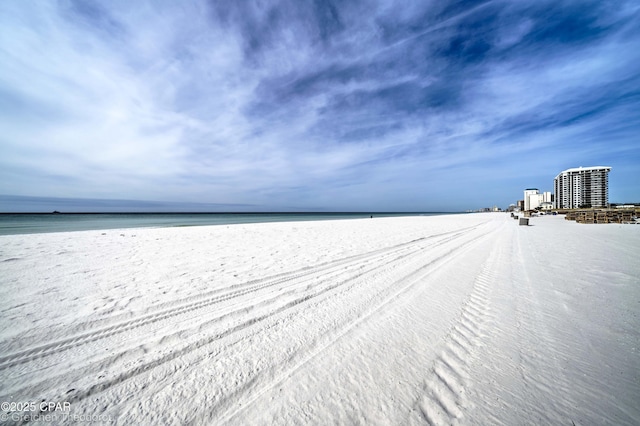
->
[[554, 166, 611, 209]]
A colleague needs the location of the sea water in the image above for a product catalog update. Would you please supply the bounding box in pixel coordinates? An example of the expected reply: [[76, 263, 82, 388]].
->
[[0, 213, 452, 236]]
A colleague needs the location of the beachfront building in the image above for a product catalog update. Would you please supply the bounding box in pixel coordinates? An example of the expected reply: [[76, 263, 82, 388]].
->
[[523, 189, 553, 211], [554, 166, 611, 209], [523, 189, 539, 211], [541, 191, 553, 210]]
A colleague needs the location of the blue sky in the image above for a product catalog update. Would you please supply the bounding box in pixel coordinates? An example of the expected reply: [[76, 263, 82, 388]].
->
[[1, 0, 639, 212]]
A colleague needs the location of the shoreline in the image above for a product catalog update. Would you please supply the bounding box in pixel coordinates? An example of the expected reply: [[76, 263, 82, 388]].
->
[[0, 211, 467, 236]]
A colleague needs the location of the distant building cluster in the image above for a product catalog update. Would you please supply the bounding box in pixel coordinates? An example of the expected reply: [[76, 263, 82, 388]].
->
[[468, 206, 501, 213], [515, 166, 611, 212], [507, 166, 639, 224]]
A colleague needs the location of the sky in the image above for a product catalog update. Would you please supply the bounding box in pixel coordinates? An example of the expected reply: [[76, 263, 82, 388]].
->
[[1, 0, 639, 212]]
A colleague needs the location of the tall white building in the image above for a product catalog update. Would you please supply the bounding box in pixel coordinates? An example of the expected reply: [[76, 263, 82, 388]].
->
[[523, 189, 553, 211], [523, 188, 539, 211], [554, 166, 611, 209]]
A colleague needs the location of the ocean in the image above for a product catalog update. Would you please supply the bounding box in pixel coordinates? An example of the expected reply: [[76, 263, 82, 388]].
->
[[0, 213, 454, 236]]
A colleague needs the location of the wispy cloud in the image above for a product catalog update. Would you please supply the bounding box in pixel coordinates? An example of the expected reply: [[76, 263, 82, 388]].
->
[[1, 0, 639, 211]]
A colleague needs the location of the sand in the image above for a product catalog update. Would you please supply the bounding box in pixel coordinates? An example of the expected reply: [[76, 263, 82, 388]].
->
[[0, 213, 638, 425]]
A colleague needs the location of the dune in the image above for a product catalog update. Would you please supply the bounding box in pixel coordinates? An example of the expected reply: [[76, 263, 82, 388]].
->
[[0, 213, 638, 425]]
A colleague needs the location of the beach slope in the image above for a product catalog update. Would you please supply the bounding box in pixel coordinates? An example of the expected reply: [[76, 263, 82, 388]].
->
[[0, 213, 638, 425]]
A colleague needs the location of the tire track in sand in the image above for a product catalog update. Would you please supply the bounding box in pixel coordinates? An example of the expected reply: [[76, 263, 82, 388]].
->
[[416, 241, 500, 425], [0, 228, 477, 371], [71, 227, 488, 406], [212, 228, 495, 425], [0, 224, 487, 411], [5, 224, 491, 416]]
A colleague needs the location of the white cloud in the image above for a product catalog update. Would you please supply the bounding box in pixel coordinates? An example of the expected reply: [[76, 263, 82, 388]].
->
[[1, 0, 638, 209]]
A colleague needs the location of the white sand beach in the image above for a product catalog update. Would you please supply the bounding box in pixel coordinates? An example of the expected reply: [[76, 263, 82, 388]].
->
[[0, 213, 638, 425]]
